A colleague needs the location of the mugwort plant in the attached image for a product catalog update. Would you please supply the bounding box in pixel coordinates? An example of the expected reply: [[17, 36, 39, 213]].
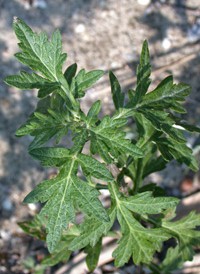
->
[[5, 18, 200, 273]]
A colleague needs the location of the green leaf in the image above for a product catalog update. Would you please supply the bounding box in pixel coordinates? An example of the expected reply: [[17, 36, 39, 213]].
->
[[139, 183, 166, 197], [137, 40, 151, 96], [113, 205, 169, 266], [142, 156, 167, 178], [64, 63, 77, 85], [16, 107, 71, 148], [13, 18, 66, 81], [157, 137, 198, 171], [109, 71, 124, 109], [139, 40, 150, 67], [69, 206, 116, 251], [138, 109, 186, 143], [42, 246, 71, 267], [70, 69, 104, 98], [29, 128, 59, 150], [71, 128, 88, 153], [141, 76, 190, 113], [87, 100, 101, 126], [90, 115, 143, 161], [23, 162, 76, 252], [71, 177, 109, 222], [173, 120, 200, 133], [122, 191, 179, 215], [128, 40, 151, 106], [77, 153, 113, 182], [162, 211, 200, 261], [38, 85, 61, 98], [29, 147, 70, 167], [42, 235, 73, 266], [90, 137, 112, 163], [5, 70, 54, 88], [24, 159, 109, 252], [134, 112, 155, 147], [85, 238, 102, 272], [160, 246, 184, 273], [5, 71, 62, 99], [109, 183, 170, 266], [18, 215, 46, 241]]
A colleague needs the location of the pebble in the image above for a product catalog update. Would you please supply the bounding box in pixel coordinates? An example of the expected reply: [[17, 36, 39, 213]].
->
[[111, 61, 122, 69], [0, 266, 7, 272], [23, 0, 47, 10], [187, 18, 200, 43], [99, 189, 110, 199], [2, 197, 13, 212], [137, 0, 151, 5], [75, 24, 86, 34], [162, 37, 171, 50], [123, 52, 136, 63], [102, 264, 116, 272], [33, 0, 47, 9], [28, 203, 38, 212], [0, 230, 11, 241], [93, 268, 102, 274]]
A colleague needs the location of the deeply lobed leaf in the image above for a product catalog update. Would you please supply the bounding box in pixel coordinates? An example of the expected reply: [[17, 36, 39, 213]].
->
[[109, 183, 178, 266], [70, 69, 104, 98], [162, 212, 200, 261], [13, 17, 66, 81], [24, 157, 111, 252], [89, 115, 143, 162], [69, 206, 116, 251], [5, 19, 200, 272]]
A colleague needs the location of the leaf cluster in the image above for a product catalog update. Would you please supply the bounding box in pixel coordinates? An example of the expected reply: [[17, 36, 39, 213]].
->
[[5, 18, 200, 273]]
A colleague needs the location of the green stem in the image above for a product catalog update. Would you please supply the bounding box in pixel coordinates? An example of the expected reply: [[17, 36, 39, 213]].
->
[[140, 215, 160, 227], [59, 74, 80, 114], [126, 130, 160, 194], [96, 183, 109, 190], [148, 262, 161, 274], [133, 158, 144, 194]]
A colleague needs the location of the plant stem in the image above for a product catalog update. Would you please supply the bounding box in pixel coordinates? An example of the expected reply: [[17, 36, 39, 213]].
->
[[149, 262, 161, 274], [133, 158, 144, 194], [59, 74, 80, 113], [96, 183, 109, 190]]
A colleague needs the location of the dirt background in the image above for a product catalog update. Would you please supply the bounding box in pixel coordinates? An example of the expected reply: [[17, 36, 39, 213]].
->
[[0, 0, 200, 273]]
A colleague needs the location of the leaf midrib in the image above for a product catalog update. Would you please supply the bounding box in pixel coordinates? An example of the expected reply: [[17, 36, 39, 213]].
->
[[18, 23, 72, 102], [18, 24, 58, 82], [89, 126, 141, 155], [72, 178, 107, 221], [51, 159, 76, 234], [123, 198, 177, 210], [137, 85, 188, 108], [110, 183, 148, 261]]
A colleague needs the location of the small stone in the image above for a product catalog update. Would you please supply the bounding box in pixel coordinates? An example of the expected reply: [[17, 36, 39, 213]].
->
[[75, 24, 86, 34], [23, 1, 31, 10], [137, 0, 151, 6], [187, 18, 200, 43], [0, 266, 7, 272], [123, 52, 136, 63], [2, 197, 13, 211], [99, 189, 110, 197], [93, 268, 102, 274], [0, 230, 11, 241], [111, 61, 121, 69], [28, 203, 37, 211], [33, 0, 47, 9], [162, 37, 171, 50]]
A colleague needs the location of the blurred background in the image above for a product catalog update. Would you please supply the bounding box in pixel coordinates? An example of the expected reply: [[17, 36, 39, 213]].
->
[[0, 0, 200, 273]]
